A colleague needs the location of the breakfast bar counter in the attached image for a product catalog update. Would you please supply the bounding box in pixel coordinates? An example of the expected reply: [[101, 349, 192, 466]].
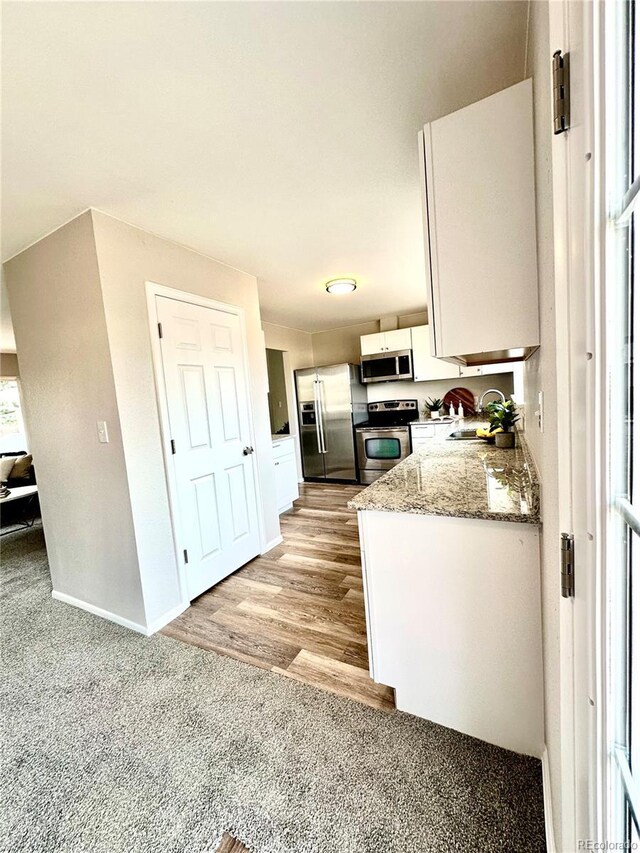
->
[[351, 423, 543, 757], [348, 427, 540, 524]]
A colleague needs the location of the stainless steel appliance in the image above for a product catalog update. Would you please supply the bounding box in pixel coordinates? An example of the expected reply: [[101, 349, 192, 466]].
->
[[355, 399, 418, 484], [360, 349, 413, 384], [295, 364, 367, 482]]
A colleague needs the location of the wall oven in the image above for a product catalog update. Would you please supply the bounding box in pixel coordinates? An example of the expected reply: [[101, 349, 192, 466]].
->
[[360, 349, 413, 384]]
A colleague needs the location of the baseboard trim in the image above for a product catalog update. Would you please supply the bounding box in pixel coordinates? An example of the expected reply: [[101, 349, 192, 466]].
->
[[541, 747, 556, 853], [52, 590, 190, 636], [145, 601, 189, 635], [52, 590, 148, 635], [261, 535, 283, 555]]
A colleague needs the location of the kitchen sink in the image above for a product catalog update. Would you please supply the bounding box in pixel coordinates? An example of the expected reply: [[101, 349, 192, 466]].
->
[[448, 429, 485, 441]]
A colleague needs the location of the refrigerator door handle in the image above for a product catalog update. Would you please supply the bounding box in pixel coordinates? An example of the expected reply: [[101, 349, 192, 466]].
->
[[313, 380, 323, 454], [317, 380, 327, 454]]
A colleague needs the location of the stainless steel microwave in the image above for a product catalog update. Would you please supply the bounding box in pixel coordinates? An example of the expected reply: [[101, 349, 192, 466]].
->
[[360, 349, 414, 384]]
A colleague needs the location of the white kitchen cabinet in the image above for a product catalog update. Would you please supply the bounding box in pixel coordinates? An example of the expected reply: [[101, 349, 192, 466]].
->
[[410, 420, 454, 450], [358, 509, 543, 756], [360, 328, 412, 355], [410, 326, 460, 381], [419, 79, 539, 365], [360, 332, 386, 355], [460, 362, 516, 377], [273, 437, 299, 513]]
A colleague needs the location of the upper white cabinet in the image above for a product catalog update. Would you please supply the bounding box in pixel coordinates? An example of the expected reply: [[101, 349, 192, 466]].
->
[[360, 328, 412, 355], [410, 326, 460, 381], [460, 362, 516, 377], [419, 79, 539, 365]]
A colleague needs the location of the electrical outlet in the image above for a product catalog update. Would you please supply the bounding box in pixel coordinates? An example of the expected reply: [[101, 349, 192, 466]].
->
[[97, 421, 109, 443]]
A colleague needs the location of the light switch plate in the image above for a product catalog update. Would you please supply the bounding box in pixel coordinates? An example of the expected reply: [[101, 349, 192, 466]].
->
[[97, 421, 109, 443]]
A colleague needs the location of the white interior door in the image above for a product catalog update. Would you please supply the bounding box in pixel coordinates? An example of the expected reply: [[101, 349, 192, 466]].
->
[[156, 295, 260, 600]]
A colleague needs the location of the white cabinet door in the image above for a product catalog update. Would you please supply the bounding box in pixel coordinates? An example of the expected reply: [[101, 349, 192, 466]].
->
[[384, 328, 412, 352], [459, 365, 483, 377], [156, 296, 260, 600], [358, 509, 543, 756], [274, 449, 299, 512], [460, 363, 516, 377], [411, 326, 460, 382], [360, 329, 413, 355], [420, 79, 539, 362], [360, 332, 386, 355]]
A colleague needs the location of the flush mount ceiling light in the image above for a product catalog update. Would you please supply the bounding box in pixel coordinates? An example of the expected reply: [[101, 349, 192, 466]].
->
[[325, 278, 357, 295]]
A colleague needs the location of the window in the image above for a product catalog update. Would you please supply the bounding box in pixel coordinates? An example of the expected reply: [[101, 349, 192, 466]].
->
[[605, 0, 638, 842], [0, 379, 27, 453]]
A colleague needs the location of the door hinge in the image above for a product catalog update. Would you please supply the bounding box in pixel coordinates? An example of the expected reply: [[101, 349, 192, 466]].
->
[[552, 50, 570, 134], [170, 439, 176, 455], [183, 549, 189, 564], [158, 322, 163, 339], [561, 532, 575, 598]]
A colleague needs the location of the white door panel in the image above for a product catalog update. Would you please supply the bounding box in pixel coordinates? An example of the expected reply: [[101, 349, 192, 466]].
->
[[156, 295, 260, 600]]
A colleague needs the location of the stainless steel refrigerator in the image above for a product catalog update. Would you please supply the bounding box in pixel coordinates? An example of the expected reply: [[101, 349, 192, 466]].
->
[[295, 363, 367, 482]]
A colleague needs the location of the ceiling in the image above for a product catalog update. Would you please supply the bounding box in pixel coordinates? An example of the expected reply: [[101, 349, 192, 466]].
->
[[1, 1, 527, 348]]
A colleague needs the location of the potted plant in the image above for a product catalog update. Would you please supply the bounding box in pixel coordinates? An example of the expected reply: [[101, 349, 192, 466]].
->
[[425, 397, 444, 420], [486, 400, 520, 448]]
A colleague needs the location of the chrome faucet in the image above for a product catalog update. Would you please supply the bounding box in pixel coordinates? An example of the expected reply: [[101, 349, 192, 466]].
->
[[478, 388, 506, 413]]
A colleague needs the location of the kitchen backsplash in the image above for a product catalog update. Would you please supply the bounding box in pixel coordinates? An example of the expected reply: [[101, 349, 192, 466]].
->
[[365, 373, 515, 411]]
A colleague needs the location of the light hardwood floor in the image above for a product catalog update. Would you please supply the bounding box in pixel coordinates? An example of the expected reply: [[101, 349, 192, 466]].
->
[[216, 833, 251, 853], [163, 483, 395, 712]]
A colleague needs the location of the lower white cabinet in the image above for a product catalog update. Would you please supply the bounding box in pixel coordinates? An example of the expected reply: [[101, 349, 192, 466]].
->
[[357, 509, 543, 757], [273, 436, 299, 513], [410, 420, 455, 450]]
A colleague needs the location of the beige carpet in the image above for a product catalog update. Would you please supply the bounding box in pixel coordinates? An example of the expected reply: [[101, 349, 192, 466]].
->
[[1, 525, 546, 852]]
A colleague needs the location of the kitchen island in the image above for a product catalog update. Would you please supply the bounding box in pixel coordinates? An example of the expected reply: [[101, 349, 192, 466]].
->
[[349, 430, 543, 756]]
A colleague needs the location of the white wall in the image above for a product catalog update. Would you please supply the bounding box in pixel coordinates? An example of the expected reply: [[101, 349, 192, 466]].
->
[[4, 212, 147, 625], [312, 321, 380, 367], [5, 209, 279, 632], [524, 1, 562, 845], [367, 374, 514, 410], [92, 210, 280, 623], [0, 352, 19, 378]]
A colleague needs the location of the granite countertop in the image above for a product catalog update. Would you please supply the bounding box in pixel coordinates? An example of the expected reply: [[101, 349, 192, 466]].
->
[[348, 423, 540, 524], [272, 434, 295, 444]]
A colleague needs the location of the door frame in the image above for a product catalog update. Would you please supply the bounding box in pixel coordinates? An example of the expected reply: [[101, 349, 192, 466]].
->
[[549, 0, 607, 847], [145, 281, 266, 605]]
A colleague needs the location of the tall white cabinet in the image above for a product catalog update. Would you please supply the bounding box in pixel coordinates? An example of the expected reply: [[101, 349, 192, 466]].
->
[[410, 326, 459, 381], [419, 79, 539, 365]]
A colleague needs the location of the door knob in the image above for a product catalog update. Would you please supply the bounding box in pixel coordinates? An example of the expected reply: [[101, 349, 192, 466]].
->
[[243, 446, 254, 456]]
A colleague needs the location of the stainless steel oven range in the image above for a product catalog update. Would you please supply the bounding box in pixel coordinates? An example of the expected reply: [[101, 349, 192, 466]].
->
[[355, 400, 418, 484]]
